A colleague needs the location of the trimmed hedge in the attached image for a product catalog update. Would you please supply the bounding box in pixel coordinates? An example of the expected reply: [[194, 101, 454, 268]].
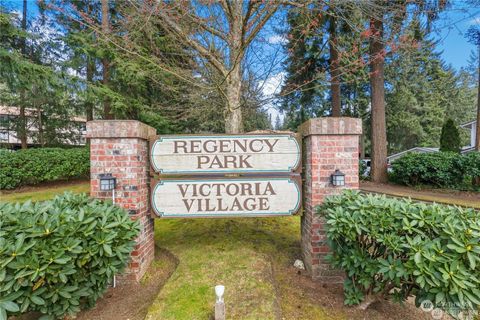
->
[[0, 148, 90, 190], [390, 151, 480, 189], [0, 193, 140, 319], [318, 191, 480, 317]]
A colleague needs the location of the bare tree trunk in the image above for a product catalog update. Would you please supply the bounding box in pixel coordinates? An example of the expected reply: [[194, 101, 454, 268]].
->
[[37, 108, 43, 146], [35, 95, 44, 146], [357, 294, 380, 310], [86, 2, 94, 123], [474, 44, 480, 186], [224, 2, 243, 134], [101, 0, 113, 120], [225, 68, 243, 133], [369, 18, 388, 183], [19, 106, 27, 149], [19, 0, 28, 149], [329, 14, 341, 117], [475, 44, 480, 152], [86, 57, 94, 121], [360, 133, 365, 159]]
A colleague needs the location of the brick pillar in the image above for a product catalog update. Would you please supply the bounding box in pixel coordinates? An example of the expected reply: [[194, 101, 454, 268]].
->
[[299, 117, 362, 282], [86, 120, 156, 283]]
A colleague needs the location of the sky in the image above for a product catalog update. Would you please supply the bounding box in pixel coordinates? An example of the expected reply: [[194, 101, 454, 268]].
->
[[2, 0, 479, 125], [4, 0, 479, 70], [263, 2, 480, 124], [434, 2, 479, 70], [4, 1, 479, 70]]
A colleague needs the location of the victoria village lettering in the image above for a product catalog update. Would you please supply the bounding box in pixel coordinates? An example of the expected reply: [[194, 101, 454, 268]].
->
[[150, 135, 300, 174], [151, 178, 301, 218]]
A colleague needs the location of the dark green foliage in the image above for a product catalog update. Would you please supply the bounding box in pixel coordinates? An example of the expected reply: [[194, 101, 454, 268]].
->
[[390, 152, 479, 189], [385, 24, 476, 154], [440, 119, 461, 153], [318, 191, 480, 317], [0, 148, 89, 190], [0, 193, 140, 319], [461, 152, 480, 180]]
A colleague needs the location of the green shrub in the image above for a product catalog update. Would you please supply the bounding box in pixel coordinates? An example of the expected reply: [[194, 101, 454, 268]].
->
[[389, 152, 479, 189], [0, 193, 140, 319], [440, 119, 461, 153], [461, 152, 480, 181], [0, 148, 89, 190], [318, 191, 480, 317]]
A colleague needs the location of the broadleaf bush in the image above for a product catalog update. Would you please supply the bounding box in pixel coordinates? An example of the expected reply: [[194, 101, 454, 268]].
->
[[0, 193, 140, 319], [0, 147, 90, 190], [318, 191, 480, 317], [389, 151, 480, 189]]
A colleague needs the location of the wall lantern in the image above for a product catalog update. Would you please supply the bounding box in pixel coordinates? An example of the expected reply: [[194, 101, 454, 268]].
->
[[99, 173, 116, 191], [330, 169, 345, 187], [99, 173, 117, 204]]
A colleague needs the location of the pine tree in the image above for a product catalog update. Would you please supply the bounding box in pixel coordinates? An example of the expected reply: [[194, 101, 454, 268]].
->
[[440, 119, 461, 153], [385, 21, 475, 154], [274, 114, 282, 130], [0, 4, 77, 147], [465, 24, 480, 151]]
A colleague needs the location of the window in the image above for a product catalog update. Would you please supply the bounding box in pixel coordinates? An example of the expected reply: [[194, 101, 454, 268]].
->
[[0, 131, 8, 142], [0, 115, 9, 130]]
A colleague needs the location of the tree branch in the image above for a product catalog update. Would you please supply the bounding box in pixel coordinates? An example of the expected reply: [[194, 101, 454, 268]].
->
[[157, 11, 227, 77], [187, 15, 228, 42], [244, 4, 280, 47]]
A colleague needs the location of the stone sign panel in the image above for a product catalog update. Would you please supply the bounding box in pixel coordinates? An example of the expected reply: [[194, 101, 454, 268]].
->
[[150, 134, 300, 174], [151, 177, 301, 218]]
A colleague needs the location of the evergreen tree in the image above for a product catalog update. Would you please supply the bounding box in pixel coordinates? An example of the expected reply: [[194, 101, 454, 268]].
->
[[274, 114, 282, 130], [0, 4, 78, 147], [280, 2, 370, 131], [440, 118, 461, 153], [385, 22, 475, 153], [465, 24, 480, 151]]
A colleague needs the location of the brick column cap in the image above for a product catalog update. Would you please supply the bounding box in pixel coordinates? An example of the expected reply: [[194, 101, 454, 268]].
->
[[299, 117, 362, 136], [86, 120, 156, 140]]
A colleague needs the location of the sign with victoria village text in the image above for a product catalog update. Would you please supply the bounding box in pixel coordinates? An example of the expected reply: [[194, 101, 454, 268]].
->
[[150, 134, 302, 218]]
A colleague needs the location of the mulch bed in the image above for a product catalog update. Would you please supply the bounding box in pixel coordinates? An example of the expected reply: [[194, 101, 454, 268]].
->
[[11, 247, 178, 320]]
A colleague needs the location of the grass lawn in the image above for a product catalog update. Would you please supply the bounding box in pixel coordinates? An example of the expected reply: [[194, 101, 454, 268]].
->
[[0, 180, 90, 203], [2, 182, 430, 319], [146, 217, 427, 320]]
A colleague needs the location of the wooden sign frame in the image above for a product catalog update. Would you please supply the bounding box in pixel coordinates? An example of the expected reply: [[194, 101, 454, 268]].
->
[[150, 175, 302, 219], [149, 133, 302, 176]]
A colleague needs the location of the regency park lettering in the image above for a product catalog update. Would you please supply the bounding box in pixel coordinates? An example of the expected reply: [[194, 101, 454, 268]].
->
[[151, 178, 301, 218], [150, 135, 300, 174]]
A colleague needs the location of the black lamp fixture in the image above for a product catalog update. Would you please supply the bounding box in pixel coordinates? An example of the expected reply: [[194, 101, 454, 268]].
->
[[330, 169, 345, 187], [99, 173, 116, 191]]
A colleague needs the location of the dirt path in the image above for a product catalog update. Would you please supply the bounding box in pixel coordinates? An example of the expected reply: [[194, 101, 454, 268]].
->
[[361, 181, 480, 208]]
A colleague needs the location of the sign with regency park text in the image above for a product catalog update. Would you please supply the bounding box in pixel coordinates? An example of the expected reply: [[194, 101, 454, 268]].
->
[[150, 134, 300, 174], [151, 177, 301, 218], [149, 133, 302, 218]]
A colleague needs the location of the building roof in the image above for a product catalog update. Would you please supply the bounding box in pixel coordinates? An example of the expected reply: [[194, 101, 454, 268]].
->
[[461, 146, 476, 154], [460, 120, 477, 129], [388, 147, 439, 160], [0, 105, 86, 122]]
